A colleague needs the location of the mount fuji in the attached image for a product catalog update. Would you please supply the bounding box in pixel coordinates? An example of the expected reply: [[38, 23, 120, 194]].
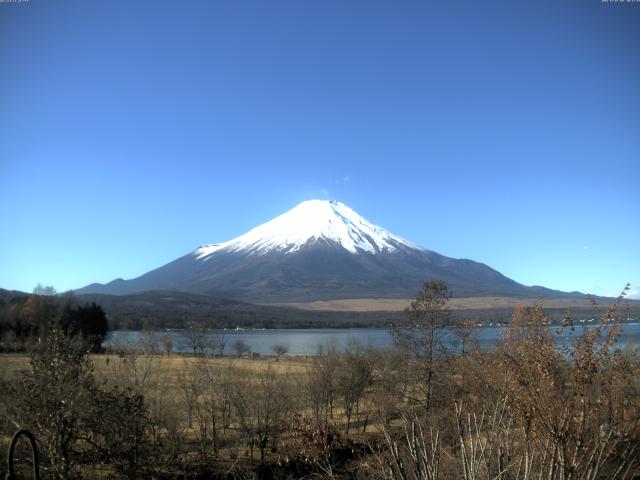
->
[[76, 200, 576, 302]]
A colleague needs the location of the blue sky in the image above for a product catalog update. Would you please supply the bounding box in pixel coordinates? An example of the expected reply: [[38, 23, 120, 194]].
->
[[1, 0, 638, 299]]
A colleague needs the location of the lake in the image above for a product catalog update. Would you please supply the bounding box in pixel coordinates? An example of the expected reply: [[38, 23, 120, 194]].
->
[[106, 322, 640, 356]]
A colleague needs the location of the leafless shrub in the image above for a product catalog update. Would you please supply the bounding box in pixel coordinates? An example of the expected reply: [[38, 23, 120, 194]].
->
[[233, 338, 251, 357], [454, 399, 520, 480], [495, 285, 640, 480], [160, 335, 173, 356], [336, 340, 374, 434], [178, 360, 200, 429], [281, 414, 344, 479], [306, 342, 339, 426], [375, 412, 440, 480], [271, 343, 288, 358], [192, 357, 234, 456], [232, 367, 293, 463]]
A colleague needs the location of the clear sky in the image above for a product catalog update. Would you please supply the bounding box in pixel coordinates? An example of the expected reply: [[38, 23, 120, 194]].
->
[[1, 0, 638, 299]]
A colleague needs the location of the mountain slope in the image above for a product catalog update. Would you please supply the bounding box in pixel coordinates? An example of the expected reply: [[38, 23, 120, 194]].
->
[[76, 200, 581, 301]]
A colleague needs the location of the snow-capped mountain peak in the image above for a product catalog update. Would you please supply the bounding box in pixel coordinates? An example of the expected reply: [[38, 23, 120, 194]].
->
[[194, 199, 419, 259], [75, 200, 575, 302]]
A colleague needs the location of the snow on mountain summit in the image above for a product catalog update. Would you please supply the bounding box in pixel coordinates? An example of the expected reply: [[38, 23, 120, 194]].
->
[[194, 199, 419, 259]]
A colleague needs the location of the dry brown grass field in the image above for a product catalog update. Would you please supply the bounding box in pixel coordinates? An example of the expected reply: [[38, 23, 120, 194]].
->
[[0, 352, 313, 383], [269, 296, 608, 311]]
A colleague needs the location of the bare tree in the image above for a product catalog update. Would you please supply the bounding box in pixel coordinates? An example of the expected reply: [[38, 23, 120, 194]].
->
[[33, 283, 57, 296], [233, 338, 251, 357], [370, 347, 410, 427], [336, 340, 374, 434], [306, 342, 339, 425], [392, 280, 450, 409], [271, 343, 288, 359], [183, 322, 207, 355], [453, 318, 479, 393], [178, 361, 200, 429], [161, 335, 173, 356], [108, 336, 155, 397], [210, 333, 227, 357], [232, 367, 292, 463], [193, 357, 235, 455], [139, 329, 160, 354]]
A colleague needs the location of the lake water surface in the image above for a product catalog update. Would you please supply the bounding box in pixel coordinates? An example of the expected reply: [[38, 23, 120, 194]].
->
[[107, 322, 640, 356]]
